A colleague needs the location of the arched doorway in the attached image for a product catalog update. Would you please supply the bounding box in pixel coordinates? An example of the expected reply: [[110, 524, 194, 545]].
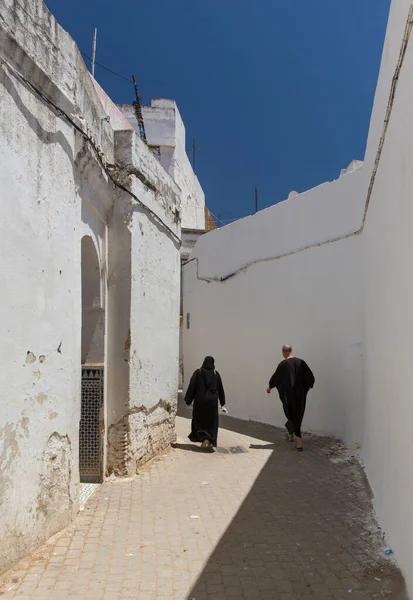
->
[[80, 235, 105, 483]]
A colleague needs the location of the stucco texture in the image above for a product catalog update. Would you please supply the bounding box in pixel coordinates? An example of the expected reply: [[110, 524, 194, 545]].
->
[[0, 0, 184, 576]]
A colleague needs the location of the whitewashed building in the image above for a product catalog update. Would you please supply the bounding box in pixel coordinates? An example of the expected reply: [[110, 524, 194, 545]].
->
[[0, 0, 207, 576], [119, 99, 206, 231], [183, 0, 413, 594], [119, 99, 218, 386]]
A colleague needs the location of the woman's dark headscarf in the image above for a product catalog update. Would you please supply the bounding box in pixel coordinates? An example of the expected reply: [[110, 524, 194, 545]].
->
[[201, 356, 216, 387], [202, 356, 215, 370]]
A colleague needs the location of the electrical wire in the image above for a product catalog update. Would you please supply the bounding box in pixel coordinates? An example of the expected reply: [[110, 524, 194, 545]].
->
[[218, 217, 247, 223], [80, 51, 133, 84], [183, 5, 413, 283], [2, 54, 181, 246], [208, 210, 249, 226]]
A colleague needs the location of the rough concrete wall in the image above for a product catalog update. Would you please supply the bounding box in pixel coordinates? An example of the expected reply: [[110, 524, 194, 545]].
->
[[0, 24, 80, 575], [173, 152, 205, 231], [128, 207, 180, 471], [118, 104, 175, 175], [114, 129, 181, 225], [0, 0, 116, 575], [106, 133, 181, 477], [106, 195, 132, 441], [107, 399, 177, 477], [0, 0, 185, 575], [118, 100, 206, 231], [170, 104, 205, 230]]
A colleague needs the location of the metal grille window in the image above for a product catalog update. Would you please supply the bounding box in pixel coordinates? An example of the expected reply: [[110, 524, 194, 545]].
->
[[80, 367, 104, 483]]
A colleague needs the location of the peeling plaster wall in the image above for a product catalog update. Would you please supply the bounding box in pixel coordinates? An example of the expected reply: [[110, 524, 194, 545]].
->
[[85, 83, 182, 479], [106, 131, 181, 477], [127, 208, 180, 469], [0, 1, 82, 571], [0, 0, 181, 575]]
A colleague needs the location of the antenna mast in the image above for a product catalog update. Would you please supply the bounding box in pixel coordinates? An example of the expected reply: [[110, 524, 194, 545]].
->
[[191, 137, 198, 173], [91, 28, 97, 77]]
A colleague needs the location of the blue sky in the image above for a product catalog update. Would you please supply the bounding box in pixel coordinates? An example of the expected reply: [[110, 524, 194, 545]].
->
[[45, 0, 389, 225]]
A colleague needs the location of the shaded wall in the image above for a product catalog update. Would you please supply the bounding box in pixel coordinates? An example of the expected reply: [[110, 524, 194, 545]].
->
[[361, 0, 413, 592], [81, 235, 105, 365]]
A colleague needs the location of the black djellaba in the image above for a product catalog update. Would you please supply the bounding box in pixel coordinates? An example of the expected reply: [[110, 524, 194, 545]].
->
[[268, 346, 315, 451], [185, 356, 226, 450]]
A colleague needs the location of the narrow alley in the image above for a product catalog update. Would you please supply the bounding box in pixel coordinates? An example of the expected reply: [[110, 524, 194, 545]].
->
[[0, 407, 406, 600]]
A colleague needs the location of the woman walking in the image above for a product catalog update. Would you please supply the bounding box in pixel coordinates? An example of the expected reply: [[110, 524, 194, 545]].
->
[[185, 356, 226, 450]]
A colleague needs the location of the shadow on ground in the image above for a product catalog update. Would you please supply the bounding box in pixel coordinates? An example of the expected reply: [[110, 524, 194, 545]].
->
[[178, 400, 407, 600], [171, 442, 212, 453]]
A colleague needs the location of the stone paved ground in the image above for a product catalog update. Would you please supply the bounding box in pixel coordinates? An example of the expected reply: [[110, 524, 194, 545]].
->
[[0, 409, 408, 600]]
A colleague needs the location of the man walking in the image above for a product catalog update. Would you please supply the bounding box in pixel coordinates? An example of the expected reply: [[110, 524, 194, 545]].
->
[[267, 344, 315, 451]]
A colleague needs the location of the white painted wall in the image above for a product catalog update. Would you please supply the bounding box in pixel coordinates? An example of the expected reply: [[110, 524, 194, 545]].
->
[[183, 170, 365, 442], [171, 102, 205, 231], [181, 229, 208, 262], [361, 0, 413, 593], [119, 99, 206, 231], [194, 165, 366, 281], [183, 0, 413, 594], [0, 0, 183, 574], [0, 0, 120, 564], [0, 0, 82, 572], [129, 204, 180, 413], [105, 122, 181, 475]]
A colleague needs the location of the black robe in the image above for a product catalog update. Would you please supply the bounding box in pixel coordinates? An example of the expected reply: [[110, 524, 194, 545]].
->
[[269, 357, 315, 438], [185, 368, 226, 447]]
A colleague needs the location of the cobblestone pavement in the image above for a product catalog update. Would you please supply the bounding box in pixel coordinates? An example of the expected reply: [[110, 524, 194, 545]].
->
[[0, 410, 408, 600]]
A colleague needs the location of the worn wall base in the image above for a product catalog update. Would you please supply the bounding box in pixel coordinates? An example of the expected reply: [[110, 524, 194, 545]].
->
[[107, 398, 177, 477], [0, 431, 77, 576]]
